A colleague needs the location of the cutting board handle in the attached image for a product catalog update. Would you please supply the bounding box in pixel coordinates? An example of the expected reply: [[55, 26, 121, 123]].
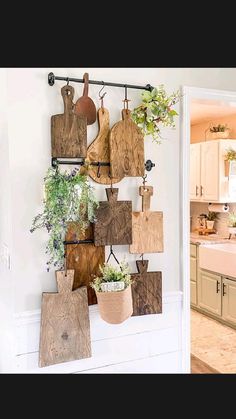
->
[[97, 107, 109, 128], [136, 260, 149, 274], [61, 85, 75, 115], [106, 188, 118, 202], [122, 109, 131, 120], [56, 270, 74, 293], [83, 73, 89, 97], [139, 186, 153, 211]]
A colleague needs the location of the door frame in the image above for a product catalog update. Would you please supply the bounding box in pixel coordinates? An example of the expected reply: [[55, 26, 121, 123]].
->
[[180, 85, 236, 373]]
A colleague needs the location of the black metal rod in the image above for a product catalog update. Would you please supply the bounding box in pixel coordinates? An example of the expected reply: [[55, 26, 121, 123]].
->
[[63, 239, 94, 245], [51, 157, 110, 167], [48, 72, 154, 91]]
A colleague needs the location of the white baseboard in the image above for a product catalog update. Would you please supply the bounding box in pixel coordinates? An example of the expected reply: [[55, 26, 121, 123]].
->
[[13, 291, 183, 373]]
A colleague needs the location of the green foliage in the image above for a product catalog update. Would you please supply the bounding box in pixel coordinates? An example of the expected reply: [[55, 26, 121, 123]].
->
[[225, 147, 236, 161], [90, 261, 133, 292], [210, 124, 228, 133], [30, 167, 99, 270], [228, 212, 236, 227], [200, 212, 218, 221], [131, 85, 180, 143]]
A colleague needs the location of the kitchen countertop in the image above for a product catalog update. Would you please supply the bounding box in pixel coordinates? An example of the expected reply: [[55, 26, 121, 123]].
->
[[190, 232, 234, 245]]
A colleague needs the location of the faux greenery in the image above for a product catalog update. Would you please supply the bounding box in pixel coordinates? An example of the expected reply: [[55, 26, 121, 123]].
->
[[200, 212, 218, 221], [131, 85, 180, 143], [30, 167, 99, 270], [228, 212, 236, 227], [225, 148, 236, 161], [90, 261, 132, 292], [210, 124, 228, 133]]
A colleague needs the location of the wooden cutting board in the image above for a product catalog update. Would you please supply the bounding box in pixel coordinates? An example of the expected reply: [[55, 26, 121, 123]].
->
[[131, 260, 162, 316], [94, 188, 132, 246], [65, 224, 105, 305], [39, 270, 91, 368], [130, 186, 163, 254], [51, 85, 87, 158], [109, 109, 145, 178], [87, 108, 123, 184]]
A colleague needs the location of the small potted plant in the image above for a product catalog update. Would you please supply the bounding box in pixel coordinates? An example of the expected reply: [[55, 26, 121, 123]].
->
[[90, 261, 133, 324], [131, 85, 180, 143], [30, 166, 99, 270], [228, 212, 236, 235], [224, 148, 236, 177], [205, 212, 218, 230], [210, 123, 230, 139]]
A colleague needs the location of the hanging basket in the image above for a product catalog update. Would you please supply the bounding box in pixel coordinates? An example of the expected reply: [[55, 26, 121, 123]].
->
[[96, 285, 133, 324], [224, 160, 230, 177], [211, 130, 230, 139]]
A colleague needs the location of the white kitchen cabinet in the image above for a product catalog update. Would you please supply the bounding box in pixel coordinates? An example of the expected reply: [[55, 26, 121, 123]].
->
[[190, 243, 198, 306], [198, 269, 221, 316], [222, 277, 236, 325], [190, 139, 236, 203]]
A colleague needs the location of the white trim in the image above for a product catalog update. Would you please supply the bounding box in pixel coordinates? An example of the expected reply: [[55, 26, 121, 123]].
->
[[180, 85, 236, 373], [14, 291, 183, 326]]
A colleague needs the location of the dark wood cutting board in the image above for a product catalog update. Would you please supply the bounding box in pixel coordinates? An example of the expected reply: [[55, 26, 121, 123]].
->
[[130, 186, 164, 254], [65, 224, 105, 305], [87, 108, 123, 184], [51, 85, 87, 158], [109, 108, 145, 178], [94, 188, 132, 246], [131, 260, 162, 316], [39, 270, 91, 368]]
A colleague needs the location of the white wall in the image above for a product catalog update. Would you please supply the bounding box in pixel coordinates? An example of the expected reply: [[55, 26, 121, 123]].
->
[[3, 68, 236, 372]]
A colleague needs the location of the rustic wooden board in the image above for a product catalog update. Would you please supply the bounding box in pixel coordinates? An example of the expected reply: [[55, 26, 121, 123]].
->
[[94, 188, 132, 246], [74, 73, 96, 125], [87, 108, 123, 184], [51, 85, 87, 158], [65, 224, 105, 305], [109, 109, 145, 178], [130, 186, 164, 254], [39, 270, 91, 368], [131, 260, 162, 316]]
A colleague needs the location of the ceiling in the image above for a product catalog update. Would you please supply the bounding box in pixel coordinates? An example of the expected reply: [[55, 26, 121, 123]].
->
[[190, 100, 236, 125]]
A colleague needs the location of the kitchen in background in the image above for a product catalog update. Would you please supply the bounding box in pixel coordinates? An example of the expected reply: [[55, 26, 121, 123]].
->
[[190, 99, 236, 373]]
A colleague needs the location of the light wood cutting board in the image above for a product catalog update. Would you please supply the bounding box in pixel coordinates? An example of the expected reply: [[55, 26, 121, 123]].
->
[[39, 270, 91, 368], [109, 109, 145, 178], [129, 186, 164, 254], [87, 108, 123, 184]]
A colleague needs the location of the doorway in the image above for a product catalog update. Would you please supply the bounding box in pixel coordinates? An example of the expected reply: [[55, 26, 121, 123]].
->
[[181, 86, 236, 373]]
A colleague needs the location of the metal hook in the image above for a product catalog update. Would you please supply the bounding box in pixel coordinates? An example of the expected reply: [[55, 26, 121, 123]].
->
[[66, 77, 69, 85], [97, 162, 101, 178], [123, 85, 130, 111], [139, 253, 145, 266], [98, 82, 107, 111]]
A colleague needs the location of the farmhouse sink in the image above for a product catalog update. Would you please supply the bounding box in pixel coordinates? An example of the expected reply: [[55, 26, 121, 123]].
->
[[199, 243, 236, 278]]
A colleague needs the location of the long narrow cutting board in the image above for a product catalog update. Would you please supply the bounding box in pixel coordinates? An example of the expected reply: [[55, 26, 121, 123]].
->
[[131, 260, 162, 316], [39, 270, 91, 368], [94, 188, 132, 246], [130, 186, 164, 254], [87, 108, 123, 184], [51, 85, 87, 158], [109, 109, 145, 178], [65, 224, 105, 305]]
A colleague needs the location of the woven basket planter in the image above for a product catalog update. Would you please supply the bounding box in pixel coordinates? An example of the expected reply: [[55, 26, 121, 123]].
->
[[96, 285, 133, 324], [211, 130, 230, 139]]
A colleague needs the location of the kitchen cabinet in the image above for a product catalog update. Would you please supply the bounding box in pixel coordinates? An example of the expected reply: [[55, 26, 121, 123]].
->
[[198, 269, 221, 316], [190, 139, 236, 203], [222, 277, 236, 325], [190, 243, 198, 306]]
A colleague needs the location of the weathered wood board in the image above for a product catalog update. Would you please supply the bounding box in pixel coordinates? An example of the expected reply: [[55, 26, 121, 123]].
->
[[94, 188, 132, 246], [109, 109, 145, 178], [130, 186, 164, 254], [39, 270, 91, 368], [65, 224, 105, 305], [131, 260, 162, 316], [87, 108, 123, 184], [51, 85, 87, 158]]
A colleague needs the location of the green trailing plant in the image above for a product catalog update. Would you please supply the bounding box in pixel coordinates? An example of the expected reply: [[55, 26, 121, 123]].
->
[[90, 261, 132, 292], [210, 124, 228, 133], [228, 212, 236, 227], [30, 166, 99, 270], [131, 84, 180, 143], [225, 148, 236, 161]]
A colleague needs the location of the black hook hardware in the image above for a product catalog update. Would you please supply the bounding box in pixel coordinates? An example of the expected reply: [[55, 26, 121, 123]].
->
[[106, 245, 120, 265], [97, 162, 101, 178], [145, 159, 155, 171]]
